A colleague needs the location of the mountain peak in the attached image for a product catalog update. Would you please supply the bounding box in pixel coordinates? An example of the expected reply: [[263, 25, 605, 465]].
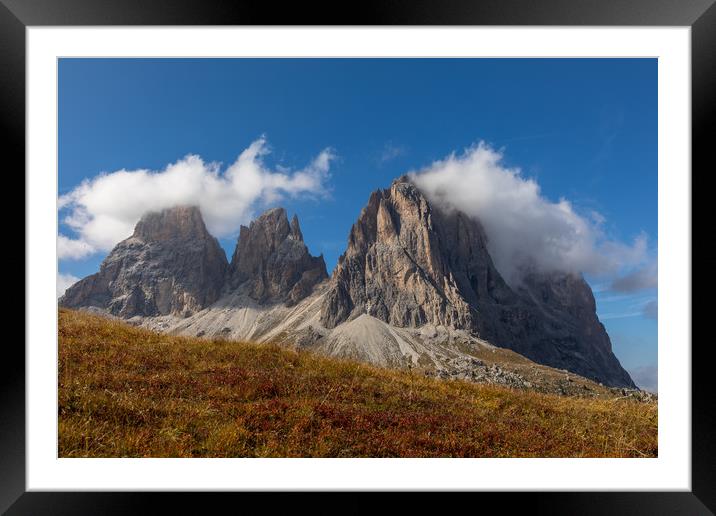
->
[[258, 206, 287, 221], [321, 176, 635, 388], [322, 182, 479, 330], [230, 207, 327, 305], [391, 173, 411, 186], [60, 204, 227, 318], [133, 205, 210, 243]]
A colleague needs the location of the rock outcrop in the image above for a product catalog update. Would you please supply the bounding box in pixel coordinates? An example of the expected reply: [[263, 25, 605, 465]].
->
[[229, 207, 328, 306], [60, 206, 227, 317], [320, 178, 634, 387]]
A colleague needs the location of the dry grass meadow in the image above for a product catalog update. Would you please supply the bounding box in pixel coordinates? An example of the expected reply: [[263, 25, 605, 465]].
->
[[58, 308, 657, 458]]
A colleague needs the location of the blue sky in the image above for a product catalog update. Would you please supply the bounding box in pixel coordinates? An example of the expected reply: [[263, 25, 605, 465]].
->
[[58, 58, 657, 390]]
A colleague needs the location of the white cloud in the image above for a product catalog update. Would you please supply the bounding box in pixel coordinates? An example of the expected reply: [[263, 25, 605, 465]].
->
[[57, 273, 79, 298], [410, 142, 651, 285], [58, 235, 95, 260], [58, 137, 335, 259]]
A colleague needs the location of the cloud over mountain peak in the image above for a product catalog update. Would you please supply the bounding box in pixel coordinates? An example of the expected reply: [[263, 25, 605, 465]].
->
[[58, 137, 335, 260], [410, 141, 652, 286]]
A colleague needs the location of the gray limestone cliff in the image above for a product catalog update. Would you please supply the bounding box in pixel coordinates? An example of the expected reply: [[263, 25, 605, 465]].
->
[[59, 206, 228, 317], [320, 178, 635, 387], [229, 207, 328, 306]]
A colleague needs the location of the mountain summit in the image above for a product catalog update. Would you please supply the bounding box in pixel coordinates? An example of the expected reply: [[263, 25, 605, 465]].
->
[[323, 178, 633, 387], [229, 207, 328, 306], [60, 184, 635, 388], [321, 178, 508, 330], [61, 206, 227, 317]]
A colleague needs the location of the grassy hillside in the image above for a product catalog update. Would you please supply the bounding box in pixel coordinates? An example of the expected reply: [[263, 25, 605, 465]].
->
[[59, 308, 657, 458]]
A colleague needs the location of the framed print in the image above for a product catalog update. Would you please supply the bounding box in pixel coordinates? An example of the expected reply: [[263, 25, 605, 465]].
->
[[6, 0, 715, 513]]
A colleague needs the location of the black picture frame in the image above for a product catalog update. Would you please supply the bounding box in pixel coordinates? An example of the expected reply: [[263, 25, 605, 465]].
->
[[6, 0, 714, 513]]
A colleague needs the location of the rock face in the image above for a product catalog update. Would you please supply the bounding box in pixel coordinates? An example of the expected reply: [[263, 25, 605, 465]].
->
[[321, 179, 513, 330], [229, 207, 328, 306], [508, 271, 633, 388], [60, 206, 228, 317], [321, 178, 634, 387]]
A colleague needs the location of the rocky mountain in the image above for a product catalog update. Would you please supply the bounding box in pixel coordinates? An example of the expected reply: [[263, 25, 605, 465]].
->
[[321, 178, 511, 330], [60, 180, 635, 389], [322, 178, 633, 387], [229, 207, 328, 306], [60, 206, 228, 317]]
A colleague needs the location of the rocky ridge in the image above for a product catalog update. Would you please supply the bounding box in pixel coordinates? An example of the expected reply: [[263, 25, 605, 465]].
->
[[61, 179, 638, 390]]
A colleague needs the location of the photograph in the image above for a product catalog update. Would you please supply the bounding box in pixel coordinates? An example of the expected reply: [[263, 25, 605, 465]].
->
[[56, 57, 659, 459]]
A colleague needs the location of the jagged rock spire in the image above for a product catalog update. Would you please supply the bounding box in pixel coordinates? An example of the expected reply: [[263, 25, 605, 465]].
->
[[229, 208, 327, 306], [290, 214, 303, 241]]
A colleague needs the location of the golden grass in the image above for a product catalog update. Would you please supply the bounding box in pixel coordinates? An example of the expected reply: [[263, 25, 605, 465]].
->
[[58, 308, 657, 458]]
